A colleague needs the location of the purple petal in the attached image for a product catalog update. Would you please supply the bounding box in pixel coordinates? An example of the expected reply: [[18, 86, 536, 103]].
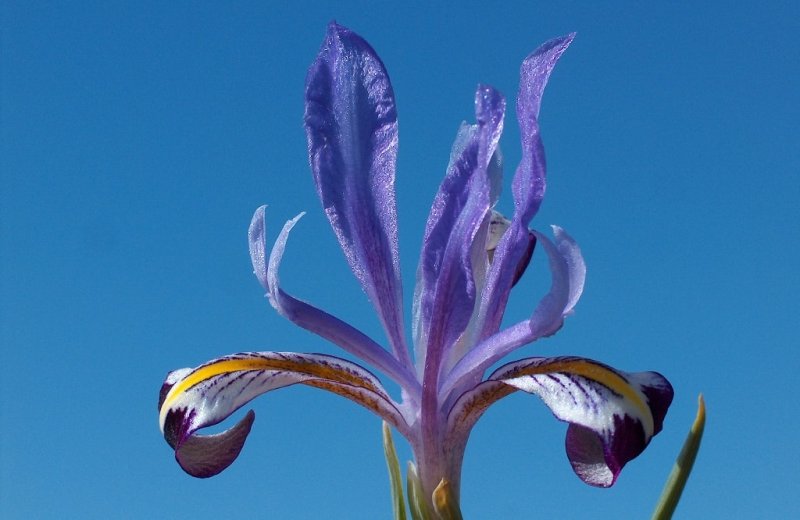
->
[[304, 22, 408, 365], [468, 35, 575, 346], [411, 123, 474, 368], [441, 226, 585, 399], [528, 226, 585, 337], [513, 33, 575, 221], [413, 85, 505, 372], [159, 352, 412, 478], [445, 356, 672, 488], [173, 410, 255, 478], [247, 208, 419, 395], [248, 205, 269, 290], [414, 86, 506, 497], [472, 221, 534, 341], [552, 226, 585, 316]]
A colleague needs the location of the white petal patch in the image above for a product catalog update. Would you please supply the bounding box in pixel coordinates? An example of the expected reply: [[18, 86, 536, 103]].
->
[[508, 373, 637, 433]]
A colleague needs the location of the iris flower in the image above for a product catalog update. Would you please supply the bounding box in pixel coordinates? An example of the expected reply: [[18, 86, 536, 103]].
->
[[158, 22, 673, 516]]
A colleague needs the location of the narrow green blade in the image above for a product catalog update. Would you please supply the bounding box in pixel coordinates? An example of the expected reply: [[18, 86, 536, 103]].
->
[[383, 422, 407, 520], [651, 394, 706, 520], [407, 461, 432, 520]]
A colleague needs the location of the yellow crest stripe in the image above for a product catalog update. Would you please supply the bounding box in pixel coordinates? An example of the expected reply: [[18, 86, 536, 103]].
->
[[159, 355, 381, 426]]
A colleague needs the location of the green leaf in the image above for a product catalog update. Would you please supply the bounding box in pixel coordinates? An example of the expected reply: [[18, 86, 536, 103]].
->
[[383, 422, 407, 520], [651, 394, 706, 520], [407, 462, 432, 520]]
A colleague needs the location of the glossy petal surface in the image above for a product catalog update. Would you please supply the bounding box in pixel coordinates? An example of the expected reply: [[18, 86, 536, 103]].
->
[[414, 86, 505, 373], [305, 22, 408, 365], [476, 34, 576, 345]]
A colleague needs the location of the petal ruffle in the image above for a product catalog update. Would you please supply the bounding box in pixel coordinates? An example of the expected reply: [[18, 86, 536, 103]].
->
[[475, 34, 576, 343], [248, 207, 420, 396], [446, 356, 672, 488], [304, 22, 409, 367], [158, 352, 410, 478], [513, 33, 575, 221]]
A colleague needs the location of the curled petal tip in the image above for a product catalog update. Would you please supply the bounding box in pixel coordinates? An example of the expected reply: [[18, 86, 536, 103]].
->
[[517, 31, 574, 130], [534, 32, 576, 58], [175, 410, 256, 478], [564, 370, 673, 487], [326, 20, 345, 35], [248, 205, 269, 290], [551, 225, 586, 315]]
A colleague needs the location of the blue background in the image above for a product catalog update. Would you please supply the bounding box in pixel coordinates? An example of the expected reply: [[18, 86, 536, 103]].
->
[[2, 2, 798, 518]]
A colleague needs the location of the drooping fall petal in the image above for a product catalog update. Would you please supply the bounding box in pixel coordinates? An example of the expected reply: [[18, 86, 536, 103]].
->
[[158, 352, 411, 478], [446, 356, 673, 487]]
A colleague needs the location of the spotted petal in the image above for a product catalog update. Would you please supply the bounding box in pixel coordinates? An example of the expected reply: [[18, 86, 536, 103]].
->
[[158, 352, 409, 478], [446, 356, 672, 487]]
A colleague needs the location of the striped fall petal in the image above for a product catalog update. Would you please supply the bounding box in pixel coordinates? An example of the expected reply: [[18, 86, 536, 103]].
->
[[446, 357, 673, 488], [158, 352, 409, 478]]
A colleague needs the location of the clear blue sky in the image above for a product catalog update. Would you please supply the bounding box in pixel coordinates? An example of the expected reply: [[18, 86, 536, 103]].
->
[[2, 2, 798, 518]]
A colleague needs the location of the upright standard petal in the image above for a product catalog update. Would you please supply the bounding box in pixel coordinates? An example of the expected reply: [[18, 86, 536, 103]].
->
[[413, 86, 505, 504], [412, 86, 505, 373], [416, 86, 505, 381], [247, 208, 420, 396], [158, 352, 411, 478], [474, 34, 576, 345], [304, 22, 409, 367], [513, 32, 575, 220], [446, 356, 672, 488]]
